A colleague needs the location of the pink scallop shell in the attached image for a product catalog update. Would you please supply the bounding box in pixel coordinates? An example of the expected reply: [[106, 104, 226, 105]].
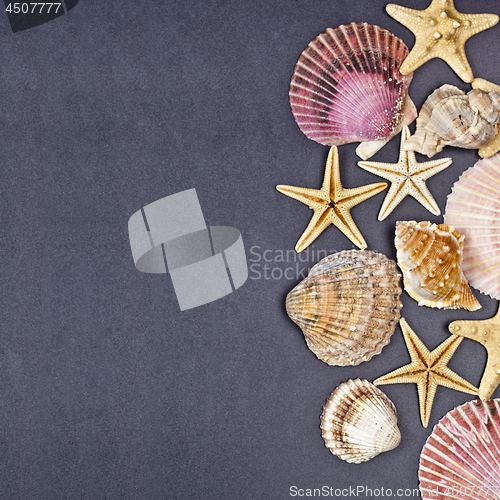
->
[[419, 399, 500, 500], [289, 22, 417, 158], [444, 153, 500, 299]]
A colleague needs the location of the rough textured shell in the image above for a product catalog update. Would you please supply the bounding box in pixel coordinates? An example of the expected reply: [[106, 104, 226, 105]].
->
[[289, 22, 416, 159], [419, 399, 500, 499], [444, 153, 500, 299], [321, 379, 401, 464], [404, 85, 500, 158], [395, 221, 481, 311], [285, 250, 402, 366]]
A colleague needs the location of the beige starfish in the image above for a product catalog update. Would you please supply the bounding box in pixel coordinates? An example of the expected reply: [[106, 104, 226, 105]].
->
[[276, 146, 386, 252], [386, 0, 499, 83], [374, 318, 478, 428], [472, 78, 500, 158], [357, 126, 452, 221], [449, 304, 500, 400]]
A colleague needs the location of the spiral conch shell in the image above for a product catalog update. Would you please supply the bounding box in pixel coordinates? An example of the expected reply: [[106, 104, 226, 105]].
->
[[404, 84, 500, 158], [321, 379, 401, 464], [285, 250, 402, 366], [395, 221, 481, 311]]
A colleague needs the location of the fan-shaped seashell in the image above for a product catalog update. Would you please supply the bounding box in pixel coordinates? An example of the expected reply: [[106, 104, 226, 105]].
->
[[395, 221, 481, 311], [285, 250, 402, 366], [419, 399, 500, 499], [289, 22, 417, 160], [444, 153, 500, 299], [404, 84, 500, 158], [321, 378, 401, 464]]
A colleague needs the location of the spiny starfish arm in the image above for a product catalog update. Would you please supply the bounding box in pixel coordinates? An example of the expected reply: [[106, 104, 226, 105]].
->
[[406, 179, 441, 216], [276, 185, 326, 210], [400, 318, 431, 362], [449, 305, 500, 400], [377, 179, 408, 221], [409, 156, 452, 178], [385, 4, 424, 29], [339, 182, 387, 209], [400, 41, 439, 76], [324, 146, 337, 196], [477, 359, 500, 400], [418, 377, 437, 428], [330, 208, 367, 250], [437, 48, 472, 83], [432, 366, 479, 396], [429, 333, 463, 365], [373, 363, 426, 386], [448, 318, 486, 343], [294, 206, 330, 253], [357, 160, 407, 181], [455, 12, 499, 40], [479, 131, 500, 158]]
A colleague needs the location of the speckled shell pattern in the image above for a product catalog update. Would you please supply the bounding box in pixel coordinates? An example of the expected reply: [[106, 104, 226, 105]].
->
[[289, 22, 417, 159], [419, 399, 500, 500], [395, 221, 481, 311], [444, 153, 500, 299], [321, 379, 401, 464], [285, 250, 402, 367], [404, 84, 500, 158]]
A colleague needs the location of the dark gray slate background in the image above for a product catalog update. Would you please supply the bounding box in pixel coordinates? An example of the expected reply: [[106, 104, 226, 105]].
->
[[1, 0, 499, 498]]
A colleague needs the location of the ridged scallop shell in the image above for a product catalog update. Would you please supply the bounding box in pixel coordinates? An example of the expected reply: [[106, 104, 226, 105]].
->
[[419, 399, 500, 499], [285, 250, 402, 366], [404, 84, 500, 158], [321, 379, 401, 464], [289, 22, 417, 160], [444, 153, 500, 299], [395, 221, 481, 311]]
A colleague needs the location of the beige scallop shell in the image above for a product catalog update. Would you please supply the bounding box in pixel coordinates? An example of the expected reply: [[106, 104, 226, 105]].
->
[[395, 221, 481, 311], [404, 84, 500, 158], [320, 379, 401, 464], [285, 250, 402, 367]]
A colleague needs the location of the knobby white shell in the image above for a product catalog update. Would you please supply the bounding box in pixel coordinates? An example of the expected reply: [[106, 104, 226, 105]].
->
[[395, 221, 481, 311], [321, 379, 401, 464]]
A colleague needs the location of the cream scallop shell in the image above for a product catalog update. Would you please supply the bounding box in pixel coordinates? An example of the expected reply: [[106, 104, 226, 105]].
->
[[395, 221, 481, 311], [419, 399, 500, 499], [321, 379, 401, 464], [289, 22, 416, 159], [285, 250, 402, 366], [444, 153, 500, 299]]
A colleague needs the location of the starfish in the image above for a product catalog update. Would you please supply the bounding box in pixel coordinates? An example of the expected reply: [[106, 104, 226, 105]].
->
[[386, 0, 499, 83], [357, 126, 452, 221], [449, 304, 500, 400], [276, 146, 386, 252], [374, 318, 478, 428], [472, 78, 500, 158]]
